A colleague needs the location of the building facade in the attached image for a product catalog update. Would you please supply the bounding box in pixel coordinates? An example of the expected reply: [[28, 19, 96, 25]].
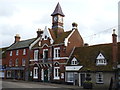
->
[[29, 3, 84, 83]]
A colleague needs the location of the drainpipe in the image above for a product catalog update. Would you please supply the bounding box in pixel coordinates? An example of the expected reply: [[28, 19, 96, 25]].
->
[[112, 29, 118, 89]]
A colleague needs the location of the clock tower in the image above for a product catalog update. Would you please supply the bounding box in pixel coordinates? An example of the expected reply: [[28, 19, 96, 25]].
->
[[51, 3, 65, 37]]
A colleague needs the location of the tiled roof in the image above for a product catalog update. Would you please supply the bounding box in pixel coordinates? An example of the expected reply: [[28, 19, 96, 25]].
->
[[0, 47, 8, 58], [51, 2, 65, 16], [49, 28, 72, 44], [7, 38, 36, 50], [54, 30, 72, 44], [67, 43, 120, 71]]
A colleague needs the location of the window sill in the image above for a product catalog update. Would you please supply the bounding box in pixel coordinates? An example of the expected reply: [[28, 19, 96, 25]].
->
[[54, 77, 60, 80], [96, 82, 104, 84]]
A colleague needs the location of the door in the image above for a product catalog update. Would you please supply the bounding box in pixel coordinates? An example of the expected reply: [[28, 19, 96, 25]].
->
[[80, 73, 86, 86], [44, 69, 48, 82]]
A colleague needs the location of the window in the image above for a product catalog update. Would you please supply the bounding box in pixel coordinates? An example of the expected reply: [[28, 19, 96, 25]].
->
[[96, 72, 103, 83], [33, 67, 38, 79], [54, 47, 60, 59], [9, 60, 12, 67], [96, 53, 107, 66], [71, 57, 78, 65], [16, 50, 19, 55], [67, 72, 74, 82], [15, 59, 18, 66], [43, 49, 48, 60], [41, 69, 44, 81], [10, 51, 12, 56], [34, 50, 38, 61], [23, 49, 26, 55], [22, 59, 25, 66], [7, 71, 11, 78], [54, 67, 60, 80]]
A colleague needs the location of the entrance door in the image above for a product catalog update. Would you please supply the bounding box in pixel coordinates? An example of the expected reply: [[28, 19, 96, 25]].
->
[[44, 69, 48, 82], [80, 73, 86, 86]]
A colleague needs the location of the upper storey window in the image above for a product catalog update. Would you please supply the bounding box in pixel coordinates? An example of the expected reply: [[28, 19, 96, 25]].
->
[[71, 57, 78, 65], [54, 47, 60, 59], [10, 51, 12, 56], [34, 50, 39, 61], [16, 50, 19, 56], [96, 53, 107, 66], [23, 49, 26, 55]]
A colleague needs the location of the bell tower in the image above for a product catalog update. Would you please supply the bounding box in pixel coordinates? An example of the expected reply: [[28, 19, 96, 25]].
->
[[51, 2, 65, 37]]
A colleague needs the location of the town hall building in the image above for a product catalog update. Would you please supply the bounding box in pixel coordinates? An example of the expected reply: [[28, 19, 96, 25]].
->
[[2, 2, 120, 89]]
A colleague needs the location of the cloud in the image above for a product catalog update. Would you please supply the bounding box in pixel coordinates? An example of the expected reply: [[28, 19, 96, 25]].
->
[[0, 1, 19, 17]]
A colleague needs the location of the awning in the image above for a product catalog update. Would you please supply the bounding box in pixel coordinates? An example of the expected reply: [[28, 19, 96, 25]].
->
[[6, 67, 25, 70]]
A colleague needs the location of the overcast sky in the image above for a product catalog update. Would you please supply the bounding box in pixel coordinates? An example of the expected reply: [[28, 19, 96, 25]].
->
[[0, 0, 119, 48]]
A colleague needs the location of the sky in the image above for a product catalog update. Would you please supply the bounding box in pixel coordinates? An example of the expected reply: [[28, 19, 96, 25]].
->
[[0, 0, 119, 48]]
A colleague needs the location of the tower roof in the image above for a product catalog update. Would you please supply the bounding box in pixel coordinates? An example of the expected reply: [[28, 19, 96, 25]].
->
[[51, 2, 65, 16]]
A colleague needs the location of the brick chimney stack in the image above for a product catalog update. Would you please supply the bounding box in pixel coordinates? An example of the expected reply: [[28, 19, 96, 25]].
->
[[14, 34, 20, 43], [37, 29, 43, 38], [112, 29, 118, 67]]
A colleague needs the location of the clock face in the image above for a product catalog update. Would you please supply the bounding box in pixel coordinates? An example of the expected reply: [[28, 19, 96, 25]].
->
[[58, 16, 62, 22], [54, 16, 58, 22]]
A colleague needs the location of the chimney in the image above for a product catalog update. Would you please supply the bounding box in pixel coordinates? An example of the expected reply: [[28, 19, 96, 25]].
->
[[112, 29, 118, 67], [14, 34, 20, 43], [37, 29, 43, 38], [72, 22, 78, 30]]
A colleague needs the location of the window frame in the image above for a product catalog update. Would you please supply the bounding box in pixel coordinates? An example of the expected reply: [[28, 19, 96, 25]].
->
[[9, 59, 12, 67], [15, 59, 18, 66], [96, 72, 104, 84], [54, 47, 60, 59], [22, 59, 25, 66], [23, 49, 26, 55], [71, 57, 78, 65], [16, 50, 19, 56], [67, 72, 74, 82], [96, 53, 107, 66], [54, 67, 60, 80], [34, 50, 39, 61], [33, 67, 38, 79], [10, 51, 12, 56]]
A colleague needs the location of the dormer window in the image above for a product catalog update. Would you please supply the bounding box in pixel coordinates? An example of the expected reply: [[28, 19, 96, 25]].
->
[[96, 53, 107, 66], [71, 57, 78, 65]]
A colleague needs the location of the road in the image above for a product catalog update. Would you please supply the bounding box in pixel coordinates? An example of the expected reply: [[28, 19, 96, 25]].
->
[[1, 79, 109, 90]]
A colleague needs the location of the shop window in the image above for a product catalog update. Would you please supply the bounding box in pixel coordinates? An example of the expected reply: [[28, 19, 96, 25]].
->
[[67, 72, 74, 82]]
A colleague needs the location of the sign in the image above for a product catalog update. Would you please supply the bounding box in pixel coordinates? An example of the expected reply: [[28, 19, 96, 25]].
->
[[65, 66, 83, 71]]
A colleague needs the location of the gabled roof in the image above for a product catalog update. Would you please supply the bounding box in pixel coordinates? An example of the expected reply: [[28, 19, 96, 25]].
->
[[51, 2, 65, 16], [7, 38, 36, 50], [67, 43, 120, 72], [54, 30, 72, 44]]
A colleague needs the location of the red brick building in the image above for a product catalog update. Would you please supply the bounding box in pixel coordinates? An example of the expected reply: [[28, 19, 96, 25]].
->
[[29, 3, 84, 83]]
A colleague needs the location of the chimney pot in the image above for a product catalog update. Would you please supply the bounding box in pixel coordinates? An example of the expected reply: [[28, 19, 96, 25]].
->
[[15, 34, 20, 43]]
